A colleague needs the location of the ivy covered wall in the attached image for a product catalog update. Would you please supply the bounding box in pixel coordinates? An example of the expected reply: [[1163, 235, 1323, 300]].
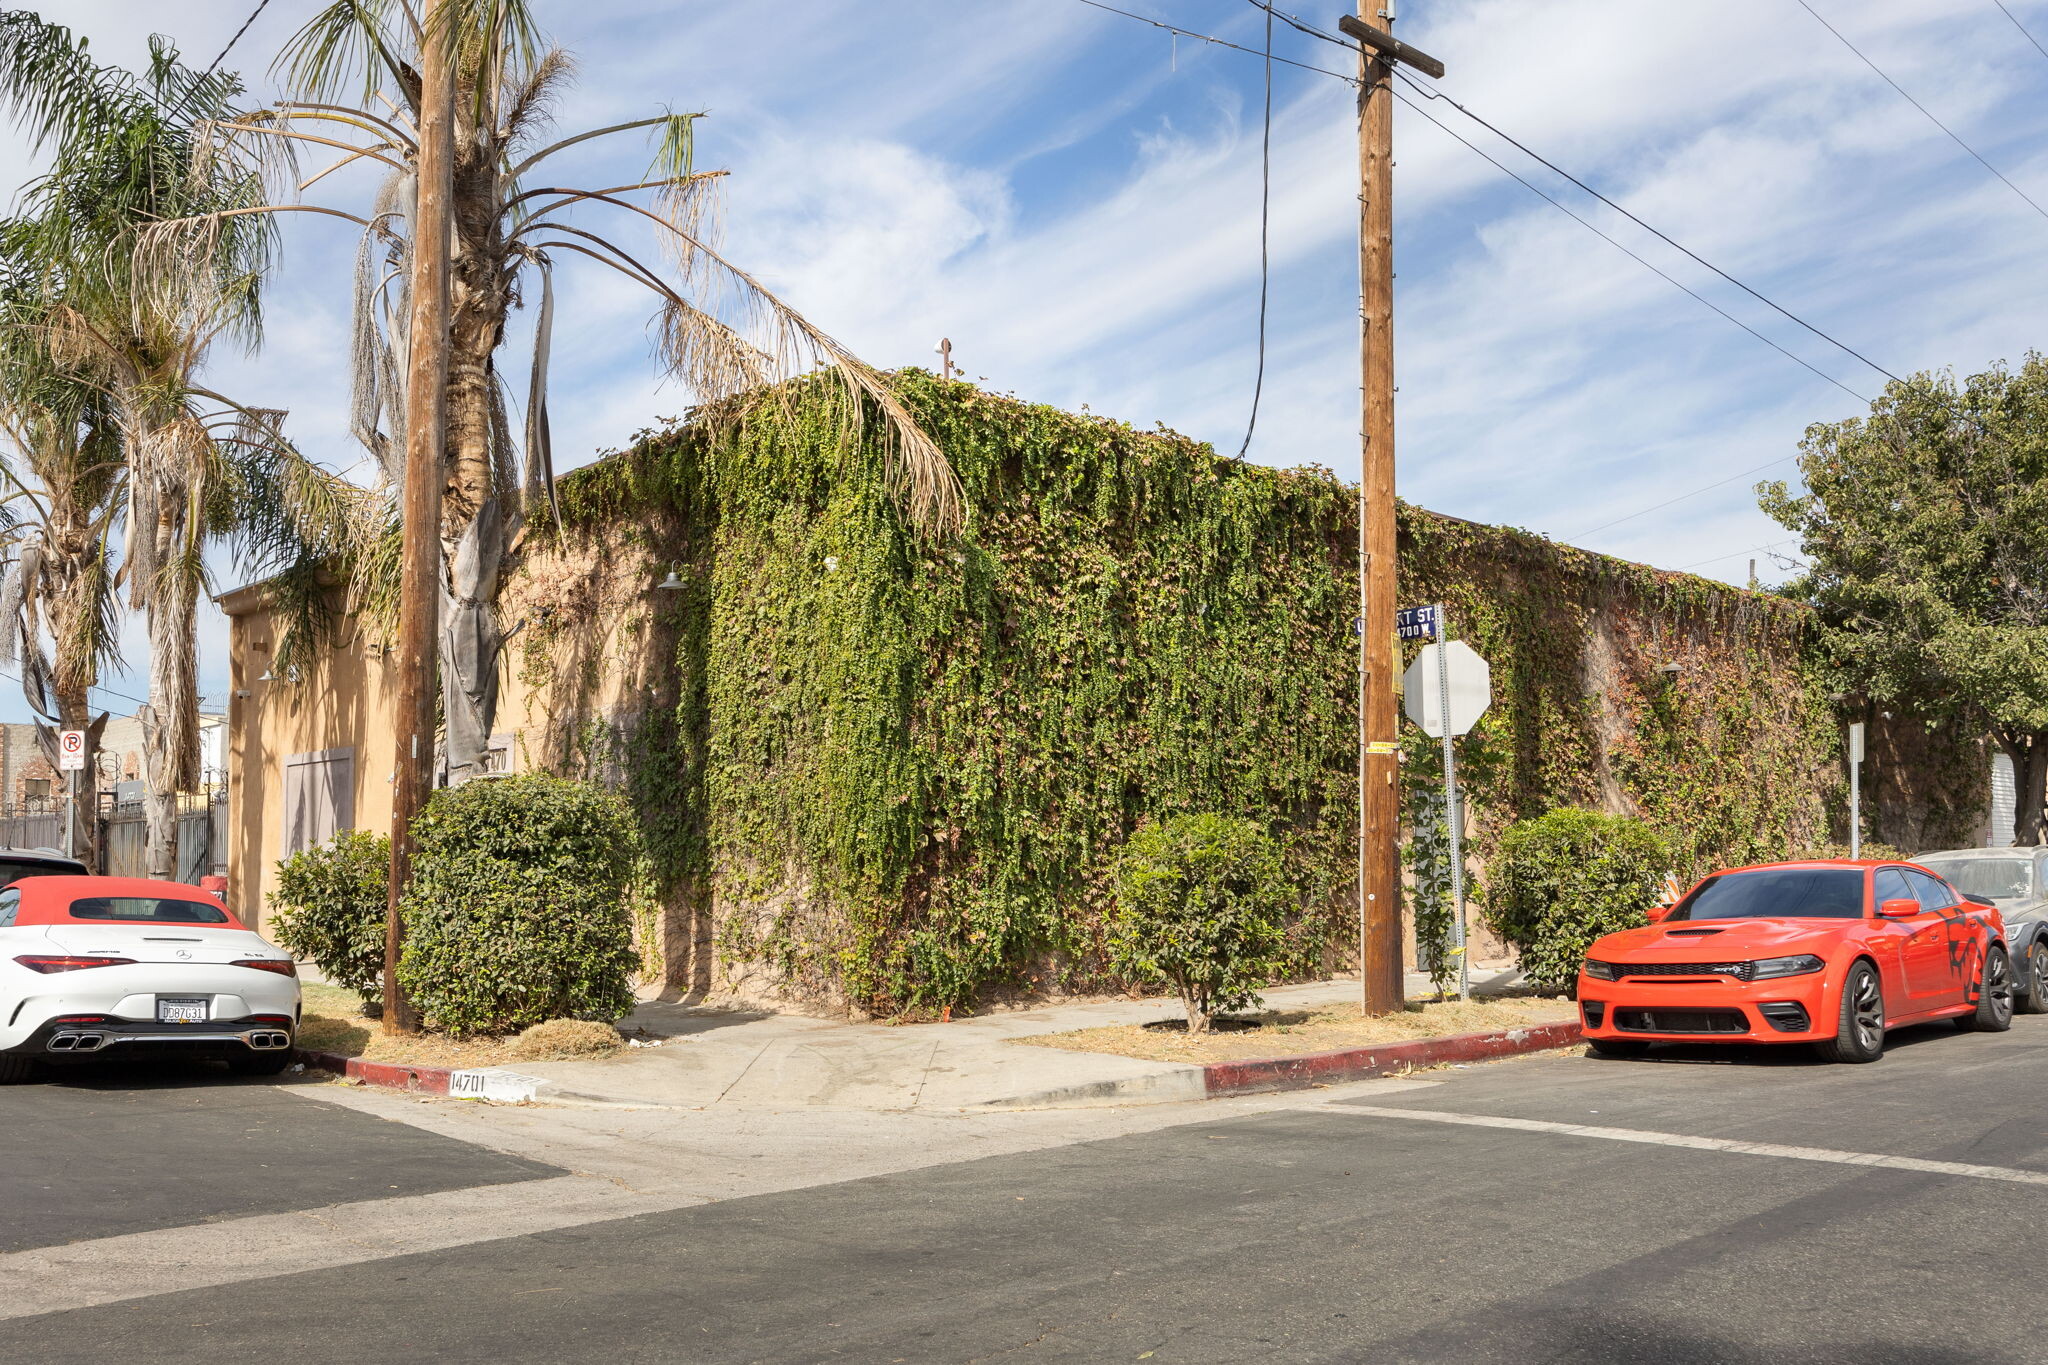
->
[[502, 373, 1985, 1016]]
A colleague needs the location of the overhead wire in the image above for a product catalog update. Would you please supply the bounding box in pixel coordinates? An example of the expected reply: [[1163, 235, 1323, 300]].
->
[[1992, 0, 2048, 62], [1796, 0, 2048, 223], [1072, 0, 1968, 549], [1391, 90, 1874, 410], [1233, 4, 1275, 458], [1072, 0, 1357, 84]]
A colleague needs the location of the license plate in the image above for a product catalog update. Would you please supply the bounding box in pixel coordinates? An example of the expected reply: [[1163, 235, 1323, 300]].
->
[[157, 998, 209, 1024]]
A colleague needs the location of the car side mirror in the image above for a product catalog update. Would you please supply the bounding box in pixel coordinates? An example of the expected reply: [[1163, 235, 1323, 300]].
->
[[1646, 903, 1673, 923], [1877, 897, 1920, 919]]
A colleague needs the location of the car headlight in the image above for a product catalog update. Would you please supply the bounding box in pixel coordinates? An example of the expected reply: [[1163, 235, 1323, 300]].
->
[[1582, 959, 1617, 981], [1749, 954, 1825, 980]]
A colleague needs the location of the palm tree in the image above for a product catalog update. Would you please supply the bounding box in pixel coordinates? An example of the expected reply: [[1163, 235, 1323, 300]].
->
[[0, 12, 365, 875], [154, 0, 962, 778], [0, 369, 124, 865]]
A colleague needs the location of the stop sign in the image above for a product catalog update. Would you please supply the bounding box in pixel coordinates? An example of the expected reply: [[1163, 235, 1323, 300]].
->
[[1401, 640, 1491, 739]]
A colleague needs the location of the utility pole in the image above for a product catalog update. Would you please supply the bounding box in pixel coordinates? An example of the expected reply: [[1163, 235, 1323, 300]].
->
[[1340, 6, 1444, 1015], [383, 3, 455, 1035]]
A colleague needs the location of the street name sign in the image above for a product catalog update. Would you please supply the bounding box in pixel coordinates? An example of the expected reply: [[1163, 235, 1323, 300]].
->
[[1396, 604, 1440, 641]]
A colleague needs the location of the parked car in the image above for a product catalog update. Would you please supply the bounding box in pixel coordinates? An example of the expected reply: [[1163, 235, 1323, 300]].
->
[[0, 846, 88, 882], [1911, 847, 2048, 1014], [1578, 859, 2010, 1064], [0, 875, 299, 1083]]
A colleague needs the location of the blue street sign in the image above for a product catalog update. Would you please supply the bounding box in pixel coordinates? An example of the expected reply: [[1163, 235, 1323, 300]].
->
[[1396, 604, 1440, 641]]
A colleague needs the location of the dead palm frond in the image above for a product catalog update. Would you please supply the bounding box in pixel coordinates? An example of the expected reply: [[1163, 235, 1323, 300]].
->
[[147, 0, 961, 778]]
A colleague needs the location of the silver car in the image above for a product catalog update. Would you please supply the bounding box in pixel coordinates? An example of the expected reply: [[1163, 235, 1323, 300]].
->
[[1914, 847, 2048, 1012]]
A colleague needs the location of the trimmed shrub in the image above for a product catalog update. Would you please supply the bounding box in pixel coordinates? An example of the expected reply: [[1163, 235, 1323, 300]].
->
[[1108, 813, 1290, 1033], [1484, 807, 1670, 993], [397, 773, 641, 1036], [268, 829, 391, 1008]]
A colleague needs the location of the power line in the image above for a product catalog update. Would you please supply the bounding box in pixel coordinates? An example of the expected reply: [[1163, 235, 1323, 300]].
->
[[1993, 0, 2048, 62], [1675, 538, 1804, 573], [1240, 0, 1349, 49], [1393, 90, 1875, 410], [1797, 0, 2048, 223], [1571, 456, 1801, 541], [195, 0, 272, 87], [1069, 0, 1959, 542], [1234, 4, 1275, 458], [1394, 71, 1921, 392], [1073, 0, 1358, 84]]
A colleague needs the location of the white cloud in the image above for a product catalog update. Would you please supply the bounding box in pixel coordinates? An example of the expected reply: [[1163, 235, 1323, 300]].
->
[[9, 0, 2048, 722]]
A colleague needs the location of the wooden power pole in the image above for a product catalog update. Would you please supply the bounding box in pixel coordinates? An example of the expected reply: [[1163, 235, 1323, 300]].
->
[[383, 4, 455, 1035], [1339, 6, 1444, 1015]]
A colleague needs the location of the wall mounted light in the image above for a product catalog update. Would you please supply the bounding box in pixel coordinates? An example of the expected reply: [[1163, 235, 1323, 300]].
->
[[256, 668, 276, 683], [1656, 662, 1682, 680], [658, 571, 684, 590]]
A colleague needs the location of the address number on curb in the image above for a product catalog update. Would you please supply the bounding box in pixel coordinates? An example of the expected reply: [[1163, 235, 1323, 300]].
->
[[448, 1069, 543, 1103]]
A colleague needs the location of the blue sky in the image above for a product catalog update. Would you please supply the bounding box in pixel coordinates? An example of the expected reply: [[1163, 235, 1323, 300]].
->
[[8, 0, 2048, 724]]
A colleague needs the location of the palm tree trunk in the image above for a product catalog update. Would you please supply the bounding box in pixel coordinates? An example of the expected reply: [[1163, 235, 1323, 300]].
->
[[437, 169, 511, 781], [55, 684, 97, 869], [142, 529, 200, 882]]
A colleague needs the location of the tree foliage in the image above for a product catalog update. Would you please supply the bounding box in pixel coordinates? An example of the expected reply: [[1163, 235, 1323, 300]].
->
[[1107, 813, 1290, 1033], [1760, 356, 2048, 842]]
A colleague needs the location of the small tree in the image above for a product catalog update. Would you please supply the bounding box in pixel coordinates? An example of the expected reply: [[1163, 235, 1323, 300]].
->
[[1485, 807, 1669, 994], [398, 773, 640, 1035], [268, 829, 390, 1011], [1108, 814, 1290, 1034]]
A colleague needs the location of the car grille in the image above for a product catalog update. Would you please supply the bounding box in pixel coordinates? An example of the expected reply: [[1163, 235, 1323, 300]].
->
[[1613, 1008, 1749, 1035], [1606, 960, 1754, 981]]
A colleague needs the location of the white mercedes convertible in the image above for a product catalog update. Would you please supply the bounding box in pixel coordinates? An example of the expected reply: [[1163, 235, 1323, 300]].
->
[[0, 874, 300, 1082]]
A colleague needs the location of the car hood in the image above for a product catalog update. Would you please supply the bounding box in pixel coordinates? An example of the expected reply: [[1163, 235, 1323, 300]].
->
[[1595, 918, 1849, 958]]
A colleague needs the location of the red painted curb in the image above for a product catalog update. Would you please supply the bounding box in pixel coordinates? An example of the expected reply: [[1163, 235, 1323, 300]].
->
[[295, 1048, 455, 1096], [1201, 1019, 1586, 1097]]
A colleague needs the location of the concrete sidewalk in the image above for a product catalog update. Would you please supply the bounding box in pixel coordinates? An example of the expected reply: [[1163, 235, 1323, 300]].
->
[[501, 969, 1538, 1112]]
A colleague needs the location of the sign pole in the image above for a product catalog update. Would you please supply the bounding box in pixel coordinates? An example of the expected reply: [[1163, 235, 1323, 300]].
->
[[64, 768, 75, 860], [1847, 721, 1865, 859], [1433, 606, 1470, 999]]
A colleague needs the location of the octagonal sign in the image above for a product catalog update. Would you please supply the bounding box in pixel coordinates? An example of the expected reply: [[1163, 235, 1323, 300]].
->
[[1401, 640, 1491, 739]]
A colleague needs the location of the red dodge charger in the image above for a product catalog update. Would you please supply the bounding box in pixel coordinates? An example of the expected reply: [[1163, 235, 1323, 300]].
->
[[1578, 860, 2011, 1063]]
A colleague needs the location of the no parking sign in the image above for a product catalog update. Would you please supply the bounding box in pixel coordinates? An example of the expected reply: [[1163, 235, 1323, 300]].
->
[[57, 730, 84, 771]]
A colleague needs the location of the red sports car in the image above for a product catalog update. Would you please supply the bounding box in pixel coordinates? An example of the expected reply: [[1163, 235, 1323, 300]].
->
[[1578, 860, 2012, 1063]]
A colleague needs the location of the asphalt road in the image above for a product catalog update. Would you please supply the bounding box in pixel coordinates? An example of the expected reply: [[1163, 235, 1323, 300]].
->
[[8, 1019, 2048, 1363]]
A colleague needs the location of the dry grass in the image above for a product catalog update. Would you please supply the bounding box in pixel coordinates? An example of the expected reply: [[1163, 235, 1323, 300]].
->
[[295, 985, 628, 1069], [1016, 994, 1578, 1065]]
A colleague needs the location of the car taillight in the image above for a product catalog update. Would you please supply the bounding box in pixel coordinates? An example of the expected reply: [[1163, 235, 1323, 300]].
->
[[232, 959, 297, 977], [14, 955, 135, 973]]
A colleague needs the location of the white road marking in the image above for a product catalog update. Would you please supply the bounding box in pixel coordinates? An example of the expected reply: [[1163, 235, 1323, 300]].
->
[[0, 1075, 1445, 1322], [0, 1173, 702, 1322], [1340, 1103, 2048, 1187]]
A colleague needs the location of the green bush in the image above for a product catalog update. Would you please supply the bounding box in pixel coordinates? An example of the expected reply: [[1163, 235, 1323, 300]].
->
[[1485, 807, 1670, 994], [397, 773, 642, 1036], [1108, 813, 1291, 1033], [268, 829, 390, 1008]]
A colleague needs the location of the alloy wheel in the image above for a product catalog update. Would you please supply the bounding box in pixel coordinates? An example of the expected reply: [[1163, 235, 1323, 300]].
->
[[1851, 970, 1883, 1051], [1986, 949, 2014, 1024]]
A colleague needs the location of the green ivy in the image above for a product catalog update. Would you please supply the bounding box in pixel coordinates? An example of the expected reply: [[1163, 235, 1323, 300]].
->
[[527, 372, 1986, 1017]]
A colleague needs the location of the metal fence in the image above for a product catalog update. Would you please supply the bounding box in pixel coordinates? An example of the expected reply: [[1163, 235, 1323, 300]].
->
[[0, 786, 227, 880]]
